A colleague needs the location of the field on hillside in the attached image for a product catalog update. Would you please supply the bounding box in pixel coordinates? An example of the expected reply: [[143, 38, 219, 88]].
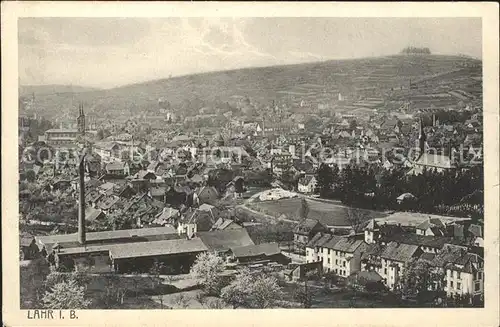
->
[[19, 55, 482, 119], [248, 198, 387, 227]]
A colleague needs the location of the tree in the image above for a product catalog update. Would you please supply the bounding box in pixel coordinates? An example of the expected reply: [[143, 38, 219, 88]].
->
[[25, 169, 36, 183], [316, 163, 334, 198], [251, 274, 284, 308], [149, 259, 165, 288], [346, 208, 369, 233], [190, 252, 226, 296], [221, 269, 283, 308], [42, 279, 91, 309], [297, 198, 310, 221], [173, 293, 190, 308], [397, 259, 445, 304], [293, 287, 312, 308]]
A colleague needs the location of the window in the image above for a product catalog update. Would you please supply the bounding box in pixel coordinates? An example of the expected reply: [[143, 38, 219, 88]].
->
[[335, 269, 338, 274], [478, 272, 483, 280], [384, 268, 387, 275], [457, 271, 461, 279], [457, 282, 461, 290], [450, 281, 454, 288], [328, 249, 331, 255], [343, 261, 346, 267], [335, 259, 338, 265], [474, 283, 480, 292], [327, 258, 330, 264]]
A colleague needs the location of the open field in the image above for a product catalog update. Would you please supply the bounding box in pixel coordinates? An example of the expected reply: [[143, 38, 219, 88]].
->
[[248, 198, 388, 227]]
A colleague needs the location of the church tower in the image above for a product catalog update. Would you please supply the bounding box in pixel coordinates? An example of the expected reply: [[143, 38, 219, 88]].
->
[[77, 103, 85, 136]]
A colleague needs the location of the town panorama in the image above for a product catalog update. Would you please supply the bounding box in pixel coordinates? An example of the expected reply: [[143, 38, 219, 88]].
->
[[19, 18, 484, 310]]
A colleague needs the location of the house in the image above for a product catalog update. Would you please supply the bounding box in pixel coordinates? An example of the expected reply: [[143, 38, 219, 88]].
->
[[177, 208, 217, 238], [297, 175, 317, 194], [105, 162, 130, 176], [293, 219, 329, 253], [467, 224, 483, 247], [149, 187, 166, 203], [98, 182, 118, 195], [370, 241, 422, 290], [194, 186, 219, 205], [107, 238, 208, 274], [132, 170, 156, 181], [415, 218, 446, 236], [94, 142, 122, 163], [430, 244, 484, 301], [86, 189, 103, 207], [225, 176, 246, 198], [305, 233, 369, 277], [196, 229, 255, 255], [211, 218, 243, 231], [229, 242, 291, 265], [112, 184, 136, 199], [85, 207, 105, 224], [95, 195, 121, 213], [347, 270, 385, 292], [152, 207, 180, 226]]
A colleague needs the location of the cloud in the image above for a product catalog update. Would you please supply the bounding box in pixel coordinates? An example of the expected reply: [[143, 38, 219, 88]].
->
[[18, 17, 482, 88]]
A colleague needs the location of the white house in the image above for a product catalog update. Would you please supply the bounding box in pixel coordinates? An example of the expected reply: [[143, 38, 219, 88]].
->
[[298, 175, 317, 194], [306, 233, 369, 277]]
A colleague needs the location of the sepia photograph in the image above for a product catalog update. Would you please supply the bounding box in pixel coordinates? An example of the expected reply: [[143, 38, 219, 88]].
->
[[2, 2, 499, 327]]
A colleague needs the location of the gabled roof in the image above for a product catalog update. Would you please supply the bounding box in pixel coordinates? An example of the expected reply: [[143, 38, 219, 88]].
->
[[349, 270, 383, 283], [468, 224, 483, 238], [230, 242, 280, 258], [379, 242, 420, 262], [180, 209, 215, 232], [415, 153, 455, 169], [294, 219, 327, 236], [96, 195, 120, 210], [211, 218, 241, 231], [364, 219, 378, 231], [154, 207, 179, 223], [85, 207, 105, 222], [298, 175, 316, 186], [331, 237, 366, 253], [86, 189, 103, 203], [110, 238, 207, 259], [150, 187, 165, 197], [36, 225, 178, 252], [106, 162, 126, 171], [197, 229, 255, 252]]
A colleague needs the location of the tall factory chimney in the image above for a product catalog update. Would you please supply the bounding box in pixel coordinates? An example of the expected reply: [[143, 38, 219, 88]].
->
[[78, 150, 86, 245]]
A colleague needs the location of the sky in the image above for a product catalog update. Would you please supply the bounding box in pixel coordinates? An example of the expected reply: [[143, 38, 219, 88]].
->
[[18, 17, 482, 89]]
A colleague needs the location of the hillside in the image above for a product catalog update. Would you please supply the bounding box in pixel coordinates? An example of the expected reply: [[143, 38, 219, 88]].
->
[[19, 54, 482, 119], [19, 85, 100, 97]]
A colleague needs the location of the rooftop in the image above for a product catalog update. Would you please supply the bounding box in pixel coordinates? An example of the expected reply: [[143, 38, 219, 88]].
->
[[110, 238, 207, 260], [36, 226, 178, 251], [197, 229, 254, 252], [230, 242, 280, 258]]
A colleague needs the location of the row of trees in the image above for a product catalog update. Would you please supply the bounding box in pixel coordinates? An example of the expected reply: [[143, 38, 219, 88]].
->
[[400, 47, 432, 55], [316, 163, 483, 219]]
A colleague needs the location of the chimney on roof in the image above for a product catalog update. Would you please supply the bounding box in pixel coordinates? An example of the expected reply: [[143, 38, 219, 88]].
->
[[78, 149, 86, 245]]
